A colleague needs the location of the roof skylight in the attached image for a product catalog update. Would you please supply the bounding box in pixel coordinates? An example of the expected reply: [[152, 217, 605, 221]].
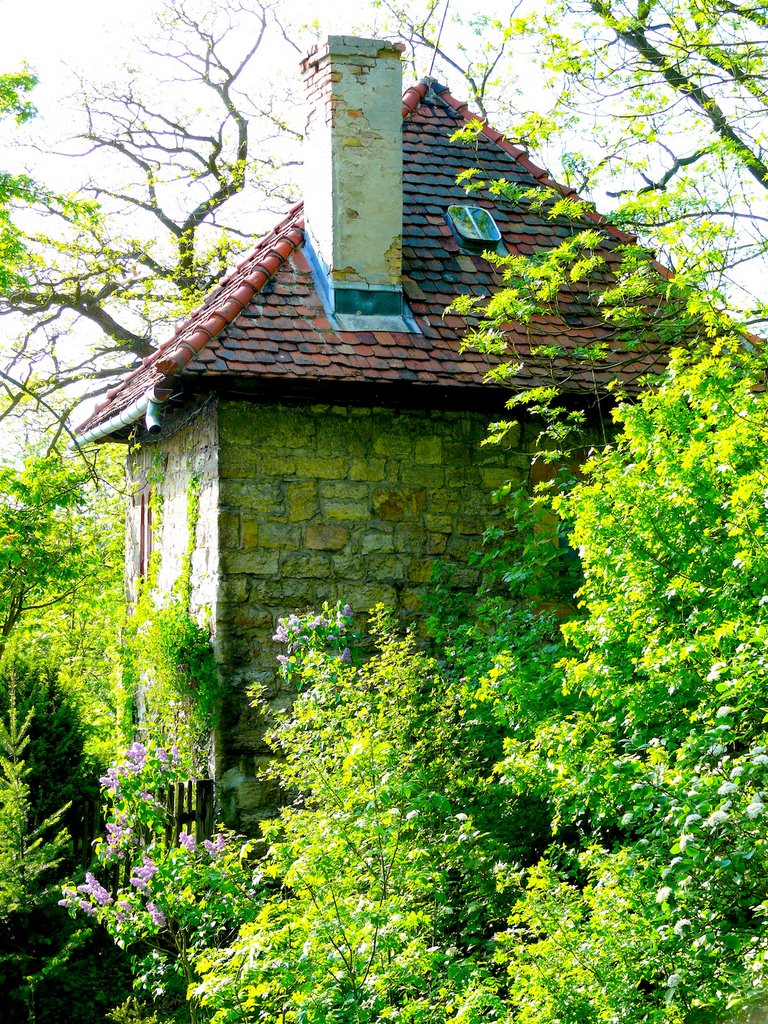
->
[[446, 205, 502, 254]]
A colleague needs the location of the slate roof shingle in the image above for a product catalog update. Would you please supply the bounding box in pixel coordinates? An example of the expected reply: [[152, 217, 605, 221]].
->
[[76, 79, 669, 439]]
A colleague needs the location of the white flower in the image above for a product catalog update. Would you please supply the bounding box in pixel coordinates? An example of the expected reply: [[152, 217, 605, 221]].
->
[[705, 809, 730, 828], [684, 813, 702, 826], [656, 886, 673, 904], [716, 705, 733, 718], [718, 781, 738, 796], [673, 919, 690, 937], [707, 663, 726, 682], [730, 766, 744, 779], [753, 755, 768, 766], [667, 973, 682, 989], [746, 801, 765, 820]]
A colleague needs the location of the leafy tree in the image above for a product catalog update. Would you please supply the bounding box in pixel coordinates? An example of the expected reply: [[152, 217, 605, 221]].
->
[[500, 0, 768, 317], [1, 0, 304, 422], [0, 683, 68, 917], [0, 452, 111, 660], [0, 67, 40, 294]]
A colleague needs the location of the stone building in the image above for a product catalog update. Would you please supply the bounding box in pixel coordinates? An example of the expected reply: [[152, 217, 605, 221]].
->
[[75, 37, 666, 831]]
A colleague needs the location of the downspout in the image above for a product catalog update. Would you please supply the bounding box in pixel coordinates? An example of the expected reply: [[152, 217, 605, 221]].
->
[[70, 386, 171, 448]]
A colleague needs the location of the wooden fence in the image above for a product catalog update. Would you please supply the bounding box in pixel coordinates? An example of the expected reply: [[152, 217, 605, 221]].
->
[[68, 778, 215, 871]]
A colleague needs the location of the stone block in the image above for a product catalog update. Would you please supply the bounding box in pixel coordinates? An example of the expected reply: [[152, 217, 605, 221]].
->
[[316, 416, 372, 452], [219, 576, 249, 603], [242, 520, 259, 548], [281, 552, 333, 578], [456, 517, 484, 536], [424, 513, 452, 532], [372, 487, 425, 521], [372, 431, 413, 457], [399, 464, 444, 487], [294, 455, 347, 479], [320, 480, 370, 501], [222, 481, 284, 517], [220, 550, 280, 575], [346, 582, 398, 609], [332, 555, 367, 582], [361, 530, 395, 554], [408, 560, 435, 584], [349, 458, 386, 481], [324, 499, 371, 522], [287, 481, 318, 522], [393, 524, 425, 555], [362, 554, 407, 582], [400, 587, 426, 612], [427, 532, 448, 555], [259, 524, 301, 550], [306, 524, 350, 550], [481, 467, 520, 490], [415, 436, 442, 465]]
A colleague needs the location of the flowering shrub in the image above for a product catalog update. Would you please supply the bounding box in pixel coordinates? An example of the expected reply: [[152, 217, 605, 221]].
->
[[60, 742, 257, 1024], [271, 600, 356, 686]]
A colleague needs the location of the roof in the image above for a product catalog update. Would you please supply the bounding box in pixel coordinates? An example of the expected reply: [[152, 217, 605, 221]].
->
[[76, 79, 670, 440]]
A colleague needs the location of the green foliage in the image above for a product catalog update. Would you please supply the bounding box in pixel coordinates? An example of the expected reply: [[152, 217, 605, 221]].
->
[[192, 604, 548, 1022], [122, 473, 220, 770], [61, 742, 256, 1024], [0, 657, 98, 825], [185, 344, 768, 1022], [0, 683, 69, 917], [497, 0, 768, 314], [124, 597, 220, 771], [492, 345, 768, 1020], [0, 453, 106, 660]]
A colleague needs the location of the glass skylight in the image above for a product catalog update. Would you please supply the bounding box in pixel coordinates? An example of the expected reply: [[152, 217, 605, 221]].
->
[[446, 205, 502, 253]]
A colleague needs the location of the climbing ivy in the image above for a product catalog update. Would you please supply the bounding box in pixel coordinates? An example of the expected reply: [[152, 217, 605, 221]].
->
[[122, 467, 220, 773]]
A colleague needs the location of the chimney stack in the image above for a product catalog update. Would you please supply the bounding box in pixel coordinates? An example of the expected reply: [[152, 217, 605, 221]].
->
[[301, 36, 404, 319]]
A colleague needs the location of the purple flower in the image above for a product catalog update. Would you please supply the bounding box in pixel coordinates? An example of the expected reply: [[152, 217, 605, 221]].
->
[[114, 899, 132, 924], [340, 647, 351, 663], [77, 872, 112, 907], [342, 603, 352, 618], [130, 856, 158, 893], [277, 654, 290, 666], [99, 767, 120, 792], [203, 833, 228, 857], [59, 886, 77, 909], [170, 744, 181, 763], [273, 622, 289, 644], [125, 742, 147, 771], [147, 902, 166, 928], [156, 747, 169, 764], [179, 832, 197, 852]]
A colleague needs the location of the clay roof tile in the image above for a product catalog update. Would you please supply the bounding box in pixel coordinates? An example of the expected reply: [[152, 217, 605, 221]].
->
[[76, 84, 670, 439]]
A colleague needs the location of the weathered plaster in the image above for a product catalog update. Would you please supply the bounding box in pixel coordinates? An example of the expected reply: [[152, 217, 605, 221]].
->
[[302, 36, 404, 296]]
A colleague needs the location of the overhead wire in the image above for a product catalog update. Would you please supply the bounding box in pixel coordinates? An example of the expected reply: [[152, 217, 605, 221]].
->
[[427, 0, 451, 79]]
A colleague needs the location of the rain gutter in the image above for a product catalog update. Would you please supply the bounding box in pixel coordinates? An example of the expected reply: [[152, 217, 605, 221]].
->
[[70, 388, 170, 448]]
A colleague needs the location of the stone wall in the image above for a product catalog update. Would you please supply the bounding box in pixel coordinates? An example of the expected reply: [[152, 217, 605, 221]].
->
[[126, 396, 536, 832], [212, 399, 528, 831], [126, 399, 220, 615], [125, 400, 221, 771]]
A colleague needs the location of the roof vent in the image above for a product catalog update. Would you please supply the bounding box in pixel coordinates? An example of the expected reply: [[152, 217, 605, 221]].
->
[[446, 205, 503, 254]]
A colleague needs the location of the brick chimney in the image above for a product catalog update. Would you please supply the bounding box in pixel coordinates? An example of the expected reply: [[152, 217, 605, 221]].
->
[[301, 36, 404, 319]]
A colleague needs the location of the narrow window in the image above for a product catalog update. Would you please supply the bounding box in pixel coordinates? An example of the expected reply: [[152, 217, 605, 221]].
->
[[138, 484, 153, 579]]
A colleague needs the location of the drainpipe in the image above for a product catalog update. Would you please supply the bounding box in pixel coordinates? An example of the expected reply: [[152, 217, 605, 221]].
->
[[70, 383, 173, 448]]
